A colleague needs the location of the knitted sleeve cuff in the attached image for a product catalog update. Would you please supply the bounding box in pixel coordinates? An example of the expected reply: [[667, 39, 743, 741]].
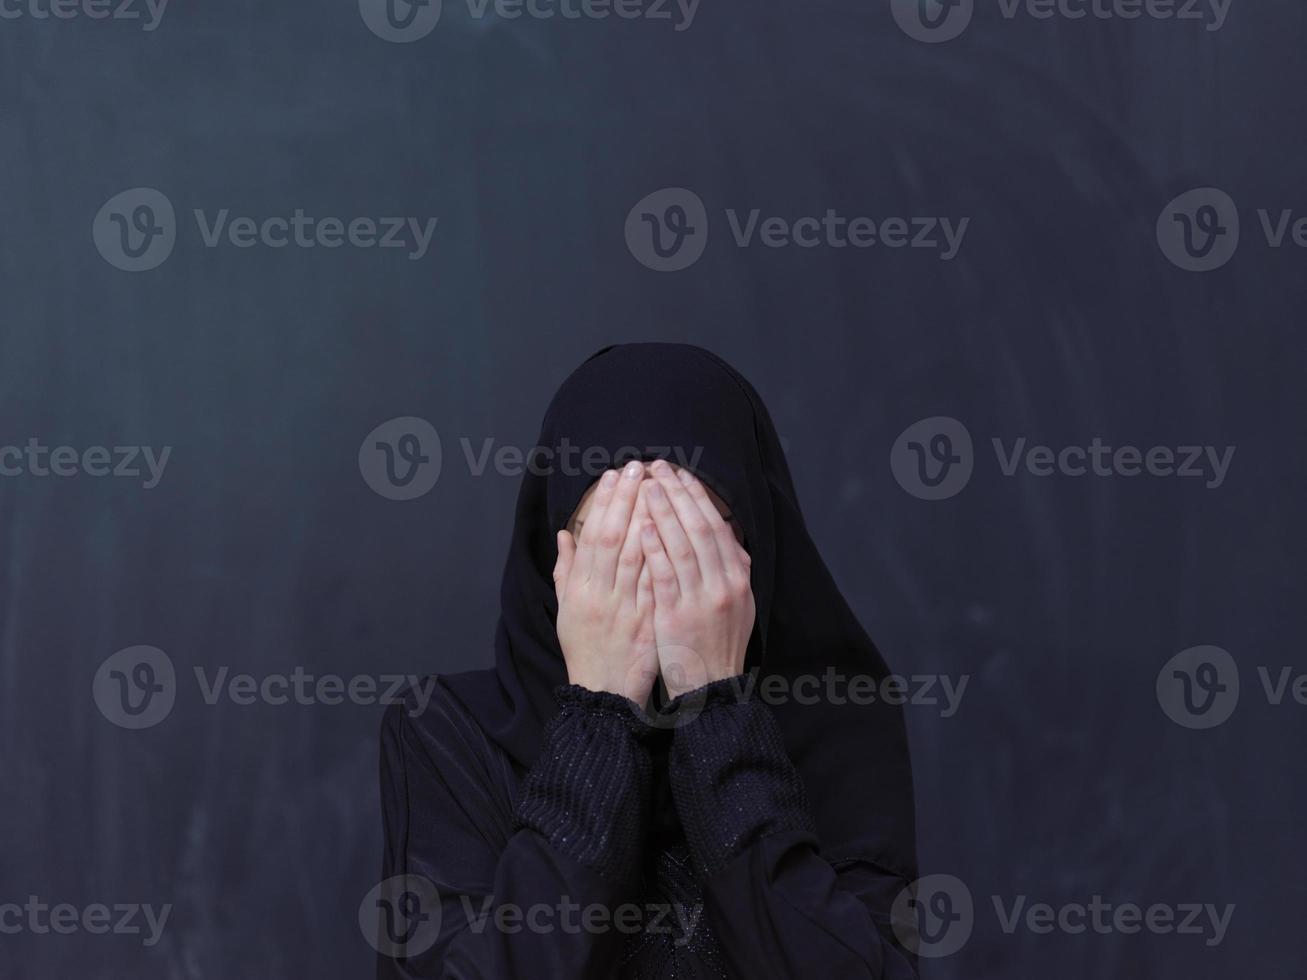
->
[[512, 685, 655, 883], [665, 676, 817, 876]]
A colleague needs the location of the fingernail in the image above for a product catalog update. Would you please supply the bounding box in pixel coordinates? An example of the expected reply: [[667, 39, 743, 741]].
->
[[624, 460, 642, 480], [602, 469, 619, 488], [678, 469, 693, 485], [652, 459, 670, 474]]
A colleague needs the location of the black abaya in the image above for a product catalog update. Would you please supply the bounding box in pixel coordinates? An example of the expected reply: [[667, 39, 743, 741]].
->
[[377, 344, 919, 978]]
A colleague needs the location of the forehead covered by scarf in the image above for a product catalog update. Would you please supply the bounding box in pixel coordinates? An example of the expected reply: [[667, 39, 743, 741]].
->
[[538, 344, 766, 541], [443, 342, 917, 874]]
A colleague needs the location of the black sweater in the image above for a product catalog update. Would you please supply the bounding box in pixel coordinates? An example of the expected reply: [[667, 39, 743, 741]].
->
[[377, 676, 916, 978]]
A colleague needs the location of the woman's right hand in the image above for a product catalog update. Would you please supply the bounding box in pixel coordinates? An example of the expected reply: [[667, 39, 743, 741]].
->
[[553, 461, 659, 706]]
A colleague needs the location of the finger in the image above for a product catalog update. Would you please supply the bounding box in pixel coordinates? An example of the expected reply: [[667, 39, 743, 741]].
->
[[676, 467, 744, 580], [629, 490, 655, 594], [640, 520, 680, 604], [632, 482, 652, 525], [614, 512, 646, 597], [643, 477, 701, 590], [553, 529, 576, 602], [636, 560, 653, 615], [575, 468, 620, 579], [592, 460, 644, 587], [651, 460, 723, 586]]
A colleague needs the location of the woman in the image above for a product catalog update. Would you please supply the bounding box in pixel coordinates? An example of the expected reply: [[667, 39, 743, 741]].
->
[[377, 343, 918, 978]]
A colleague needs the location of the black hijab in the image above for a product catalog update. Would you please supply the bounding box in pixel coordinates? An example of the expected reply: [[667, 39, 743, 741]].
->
[[444, 343, 916, 874]]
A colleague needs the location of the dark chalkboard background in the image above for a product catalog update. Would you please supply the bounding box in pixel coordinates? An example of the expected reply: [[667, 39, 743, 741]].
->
[[2, 1, 1304, 977]]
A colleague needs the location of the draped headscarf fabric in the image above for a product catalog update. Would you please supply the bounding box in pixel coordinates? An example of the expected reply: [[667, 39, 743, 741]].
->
[[444, 342, 916, 874]]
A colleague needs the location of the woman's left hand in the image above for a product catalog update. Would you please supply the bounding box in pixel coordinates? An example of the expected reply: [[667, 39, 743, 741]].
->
[[639, 460, 755, 699]]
